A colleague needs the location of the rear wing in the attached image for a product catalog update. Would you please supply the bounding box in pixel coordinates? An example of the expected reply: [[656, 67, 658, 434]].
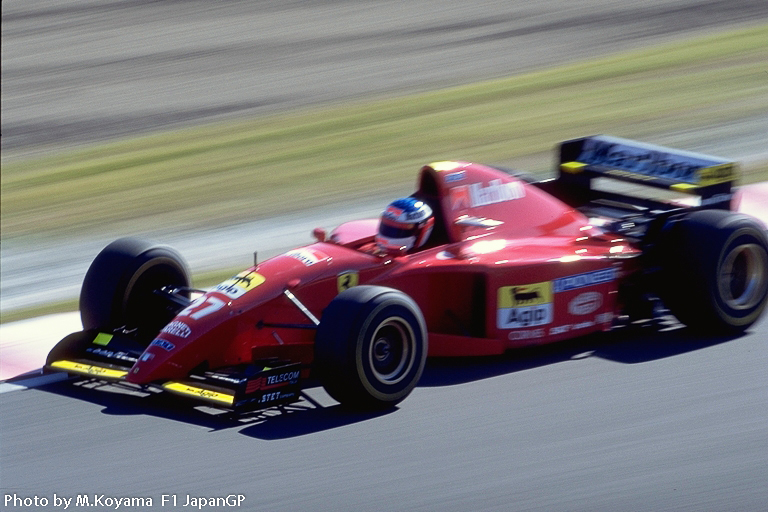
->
[[556, 135, 738, 208]]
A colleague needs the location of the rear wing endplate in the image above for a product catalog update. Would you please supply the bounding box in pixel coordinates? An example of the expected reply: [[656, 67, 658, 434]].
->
[[557, 135, 738, 207]]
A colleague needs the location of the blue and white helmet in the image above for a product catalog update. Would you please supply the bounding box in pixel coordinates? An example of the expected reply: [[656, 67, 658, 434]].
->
[[376, 197, 434, 253]]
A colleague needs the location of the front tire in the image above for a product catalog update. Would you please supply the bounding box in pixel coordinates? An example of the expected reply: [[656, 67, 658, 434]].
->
[[80, 238, 191, 341], [315, 286, 428, 409], [657, 210, 768, 333]]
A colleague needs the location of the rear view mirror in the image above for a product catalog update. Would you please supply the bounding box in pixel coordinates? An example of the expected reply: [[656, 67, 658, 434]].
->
[[313, 227, 327, 242]]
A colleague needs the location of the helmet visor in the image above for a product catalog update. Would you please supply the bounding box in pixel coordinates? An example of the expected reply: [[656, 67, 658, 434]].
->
[[379, 218, 420, 240]]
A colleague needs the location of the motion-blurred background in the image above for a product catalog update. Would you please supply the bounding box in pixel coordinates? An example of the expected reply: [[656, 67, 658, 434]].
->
[[2, 0, 767, 317], [3, 4, 768, 512]]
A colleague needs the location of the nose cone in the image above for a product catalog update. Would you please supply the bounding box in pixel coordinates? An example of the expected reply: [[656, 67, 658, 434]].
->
[[126, 296, 232, 384], [126, 334, 188, 384]]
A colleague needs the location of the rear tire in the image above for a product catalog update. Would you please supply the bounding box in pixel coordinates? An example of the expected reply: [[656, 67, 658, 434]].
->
[[657, 210, 768, 333], [80, 238, 191, 341], [315, 286, 428, 409]]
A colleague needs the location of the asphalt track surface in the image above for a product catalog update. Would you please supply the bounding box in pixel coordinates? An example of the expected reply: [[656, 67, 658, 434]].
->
[[2, 315, 767, 511], [2, 1, 768, 511]]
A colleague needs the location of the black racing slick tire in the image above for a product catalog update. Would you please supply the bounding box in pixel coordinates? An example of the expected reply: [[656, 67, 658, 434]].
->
[[315, 286, 428, 410], [80, 238, 191, 341], [657, 210, 768, 334]]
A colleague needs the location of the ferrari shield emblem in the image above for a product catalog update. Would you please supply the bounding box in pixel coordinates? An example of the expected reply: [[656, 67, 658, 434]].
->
[[337, 271, 359, 293]]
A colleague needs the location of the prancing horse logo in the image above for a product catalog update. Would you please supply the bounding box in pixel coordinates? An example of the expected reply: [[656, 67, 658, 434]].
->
[[511, 287, 539, 304], [337, 271, 359, 293]]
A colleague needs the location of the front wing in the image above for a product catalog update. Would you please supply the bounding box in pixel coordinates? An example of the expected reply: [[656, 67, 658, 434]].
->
[[45, 330, 309, 412]]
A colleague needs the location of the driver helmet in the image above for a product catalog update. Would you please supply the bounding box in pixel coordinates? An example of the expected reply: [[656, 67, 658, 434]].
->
[[376, 197, 434, 254]]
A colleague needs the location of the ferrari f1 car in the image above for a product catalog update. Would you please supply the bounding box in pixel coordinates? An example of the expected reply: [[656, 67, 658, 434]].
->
[[46, 135, 768, 412]]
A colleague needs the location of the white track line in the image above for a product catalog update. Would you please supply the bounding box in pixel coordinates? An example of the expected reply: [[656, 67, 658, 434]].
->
[[0, 372, 70, 394]]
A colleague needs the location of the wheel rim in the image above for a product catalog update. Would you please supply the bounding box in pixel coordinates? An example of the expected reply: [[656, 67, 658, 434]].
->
[[719, 242, 768, 310], [368, 317, 415, 385]]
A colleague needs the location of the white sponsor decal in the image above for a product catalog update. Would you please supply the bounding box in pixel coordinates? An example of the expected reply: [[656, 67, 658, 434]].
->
[[286, 249, 328, 266], [507, 328, 545, 341], [161, 321, 191, 338], [451, 179, 525, 209], [596, 312, 613, 324], [266, 371, 301, 386], [445, 171, 466, 183], [497, 304, 553, 329], [150, 339, 175, 351], [470, 179, 525, 206], [573, 320, 595, 330], [568, 292, 603, 316], [553, 267, 616, 293]]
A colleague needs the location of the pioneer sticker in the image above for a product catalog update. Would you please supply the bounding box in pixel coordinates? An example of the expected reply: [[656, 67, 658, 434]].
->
[[553, 267, 616, 293]]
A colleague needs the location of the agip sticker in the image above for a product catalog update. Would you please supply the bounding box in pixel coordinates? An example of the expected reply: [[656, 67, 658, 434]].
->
[[215, 270, 266, 299], [497, 282, 553, 329]]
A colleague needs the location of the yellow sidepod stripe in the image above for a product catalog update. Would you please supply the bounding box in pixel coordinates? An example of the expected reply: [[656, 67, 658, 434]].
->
[[162, 382, 235, 405], [50, 360, 128, 379]]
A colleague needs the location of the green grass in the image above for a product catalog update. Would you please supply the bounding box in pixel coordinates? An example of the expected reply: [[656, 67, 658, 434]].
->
[[3, 25, 767, 240]]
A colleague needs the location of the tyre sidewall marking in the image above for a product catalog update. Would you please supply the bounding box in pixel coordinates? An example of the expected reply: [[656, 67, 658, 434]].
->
[[354, 298, 425, 401], [713, 228, 768, 324]]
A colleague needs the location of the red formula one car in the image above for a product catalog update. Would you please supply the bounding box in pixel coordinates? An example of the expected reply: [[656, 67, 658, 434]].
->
[[46, 136, 768, 412]]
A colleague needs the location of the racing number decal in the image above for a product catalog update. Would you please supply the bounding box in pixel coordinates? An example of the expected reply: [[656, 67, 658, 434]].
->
[[337, 271, 359, 293], [178, 296, 226, 320], [497, 282, 553, 328]]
